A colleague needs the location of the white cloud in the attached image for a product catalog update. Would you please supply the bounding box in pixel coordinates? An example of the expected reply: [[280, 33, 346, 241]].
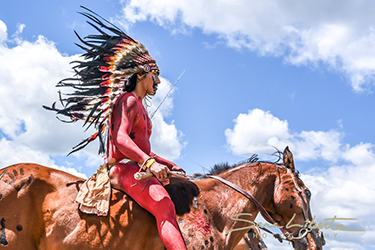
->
[[224, 109, 290, 155], [147, 76, 176, 118], [0, 138, 87, 179], [0, 21, 185, 176], [0, 32, 84, 154], [150, 113, 185, 160], [301, 143, 375, 248], [0, 21, 92, 178], [121, 0, 375, 92], [294, 130, 342, 162], [0, 138, 55, 168], [0, 20, 7, 42], [225, 108, 342, 162], [148, 77, 186, 160]]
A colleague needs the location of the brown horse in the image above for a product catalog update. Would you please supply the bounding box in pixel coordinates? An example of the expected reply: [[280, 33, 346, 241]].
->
[[0, 147, 323, 249]]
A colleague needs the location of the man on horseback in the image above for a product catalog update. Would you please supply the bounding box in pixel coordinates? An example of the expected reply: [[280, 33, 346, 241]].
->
[[105, 58, 187, 250], [44, 7, 187, 250]]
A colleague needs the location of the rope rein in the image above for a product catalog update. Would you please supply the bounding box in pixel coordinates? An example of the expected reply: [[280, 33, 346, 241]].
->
[[209, 163, 313, 243]]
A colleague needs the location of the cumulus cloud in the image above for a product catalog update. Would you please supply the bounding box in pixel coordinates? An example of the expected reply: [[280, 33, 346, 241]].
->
[[147, 76, 186, 160], [150, 113, 185, 160], [121, 0, 375, 92], [0, 33, 83, 153], [0, 138, 56, 168], [224, 109, 290, 155], [307, 143, 375, 217], [0, 21, 184, 174], [301, 143, 375, 248], [225, 108, 343, 162], [0, 138, 87, 179]]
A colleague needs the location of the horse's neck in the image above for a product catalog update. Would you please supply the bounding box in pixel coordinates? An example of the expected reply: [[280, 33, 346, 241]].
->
[[215, 163, 276, 210], [197, 163, 276, 247]]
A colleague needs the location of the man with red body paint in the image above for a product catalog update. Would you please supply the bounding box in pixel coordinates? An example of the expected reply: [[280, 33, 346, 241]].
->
[[44, 8, 187, 248], [107, 71, 187, 250]]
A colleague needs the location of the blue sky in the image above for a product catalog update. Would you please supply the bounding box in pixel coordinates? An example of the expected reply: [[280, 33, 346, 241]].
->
[[1, 1, 375, 249]]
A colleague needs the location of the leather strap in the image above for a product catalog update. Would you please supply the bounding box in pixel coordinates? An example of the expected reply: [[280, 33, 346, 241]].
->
[[209, 175, 278, 225], [209, 166, 313, 243], [287, 169, 312, 221]]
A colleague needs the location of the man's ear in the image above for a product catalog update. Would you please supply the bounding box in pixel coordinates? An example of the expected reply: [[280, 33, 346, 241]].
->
[[137, 73, 147, 82]]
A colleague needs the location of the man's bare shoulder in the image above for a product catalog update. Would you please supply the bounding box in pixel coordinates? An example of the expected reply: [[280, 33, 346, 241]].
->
[[116, 92, 139, 109]]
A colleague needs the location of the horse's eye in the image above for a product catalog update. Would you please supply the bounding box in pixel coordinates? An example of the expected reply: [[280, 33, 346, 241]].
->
[[304, 189, 311, 200]]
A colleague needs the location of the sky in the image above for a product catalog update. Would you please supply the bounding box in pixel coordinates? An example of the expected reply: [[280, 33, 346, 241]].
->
[[1, 0, 375, 249]]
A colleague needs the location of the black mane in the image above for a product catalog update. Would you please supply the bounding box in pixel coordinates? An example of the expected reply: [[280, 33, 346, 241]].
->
[[189, 155, 259, 180], [189, 151, 286, 180], [209, 154, 259, 175]]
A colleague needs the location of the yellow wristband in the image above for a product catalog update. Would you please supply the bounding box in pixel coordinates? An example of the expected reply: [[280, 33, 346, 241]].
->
[[145, 158, 156, 169]]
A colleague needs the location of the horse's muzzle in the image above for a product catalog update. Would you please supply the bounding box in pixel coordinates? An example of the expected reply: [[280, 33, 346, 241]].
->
[[291, 229, 325, 250]]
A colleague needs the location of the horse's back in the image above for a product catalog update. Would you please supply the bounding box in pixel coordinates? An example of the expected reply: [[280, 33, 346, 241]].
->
[[0, 163, 163, 250]]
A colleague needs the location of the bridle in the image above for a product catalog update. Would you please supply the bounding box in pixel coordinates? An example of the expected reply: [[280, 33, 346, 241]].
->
[[209, 164, 313, 244], [287, 168, 313, 221]]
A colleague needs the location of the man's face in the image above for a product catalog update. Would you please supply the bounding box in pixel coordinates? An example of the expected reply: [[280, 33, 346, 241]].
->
[[146, 71, 161, 96]]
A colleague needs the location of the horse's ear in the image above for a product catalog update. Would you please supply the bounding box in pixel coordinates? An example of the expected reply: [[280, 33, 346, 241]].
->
[[283, 146, 295, 172]]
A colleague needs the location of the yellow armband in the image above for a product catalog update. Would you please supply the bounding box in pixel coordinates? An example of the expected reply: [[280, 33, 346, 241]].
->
[[145, 158, 156, 169]]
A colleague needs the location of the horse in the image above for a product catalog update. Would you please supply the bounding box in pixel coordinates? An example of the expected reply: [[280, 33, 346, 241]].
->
[[0, 147, 324, 249]]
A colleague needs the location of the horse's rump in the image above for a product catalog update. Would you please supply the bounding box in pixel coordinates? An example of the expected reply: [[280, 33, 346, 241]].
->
[[1, 164, 57, 248], [0, 163, 165, 250]]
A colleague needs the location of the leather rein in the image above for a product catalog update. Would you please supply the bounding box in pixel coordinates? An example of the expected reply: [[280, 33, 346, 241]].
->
[[209, 164, 313, 243]]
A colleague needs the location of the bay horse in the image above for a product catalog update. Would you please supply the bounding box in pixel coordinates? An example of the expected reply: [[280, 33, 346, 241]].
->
[[0, 147, 323, 249]]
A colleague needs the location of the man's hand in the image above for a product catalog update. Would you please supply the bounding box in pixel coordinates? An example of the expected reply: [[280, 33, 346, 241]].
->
[[170, 165, 189, 180], [149, 162, 170, 185], [171, 165, 185, 172]]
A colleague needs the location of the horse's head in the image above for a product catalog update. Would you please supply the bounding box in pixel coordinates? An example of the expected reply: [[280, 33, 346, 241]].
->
[[266, 147, 325, 250]]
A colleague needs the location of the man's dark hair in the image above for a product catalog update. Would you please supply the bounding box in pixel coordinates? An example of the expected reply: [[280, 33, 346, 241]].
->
[[124, 73, 139, 92]]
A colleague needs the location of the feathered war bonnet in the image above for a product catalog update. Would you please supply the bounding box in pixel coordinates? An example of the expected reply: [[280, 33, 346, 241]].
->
[[43, 6, 159, 155]]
